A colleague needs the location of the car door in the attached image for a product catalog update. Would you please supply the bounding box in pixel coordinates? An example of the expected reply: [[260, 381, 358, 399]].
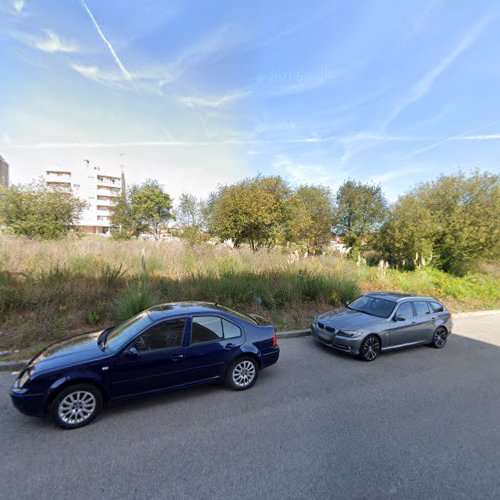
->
[[411, 301, 435, 342], [182, 315, 244, 383], [110, 317, 188, 398], [386, 301, 419, 347]]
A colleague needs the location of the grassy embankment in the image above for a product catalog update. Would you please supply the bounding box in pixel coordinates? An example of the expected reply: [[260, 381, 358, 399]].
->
[[0, 236, 498, 359]]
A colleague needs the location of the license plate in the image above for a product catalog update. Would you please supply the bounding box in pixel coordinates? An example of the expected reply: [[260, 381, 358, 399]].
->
[[319, 332, 331, 342]]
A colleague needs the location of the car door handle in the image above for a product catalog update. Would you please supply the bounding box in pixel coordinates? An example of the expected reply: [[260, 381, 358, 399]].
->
[[169, 354, 184, 361], [224, 343, 238, 350]]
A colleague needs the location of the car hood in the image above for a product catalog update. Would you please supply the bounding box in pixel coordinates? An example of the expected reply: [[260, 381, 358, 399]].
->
[[317, 307, 387, 331], [28, 331, 110, 374]]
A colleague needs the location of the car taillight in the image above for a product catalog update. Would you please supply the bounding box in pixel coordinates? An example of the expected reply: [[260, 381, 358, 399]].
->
[[272, 331, 277, 347]]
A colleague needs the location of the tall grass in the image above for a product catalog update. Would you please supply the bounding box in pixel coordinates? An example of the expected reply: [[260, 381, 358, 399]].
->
[[0, 235, 498, 357]]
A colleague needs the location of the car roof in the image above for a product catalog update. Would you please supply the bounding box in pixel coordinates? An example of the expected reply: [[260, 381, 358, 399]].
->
[[365, 292, 436, 303], [146, 302, 256, 323]]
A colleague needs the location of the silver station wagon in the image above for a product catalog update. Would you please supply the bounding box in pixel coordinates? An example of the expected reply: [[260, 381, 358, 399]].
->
[[311, 292, 452, 361]]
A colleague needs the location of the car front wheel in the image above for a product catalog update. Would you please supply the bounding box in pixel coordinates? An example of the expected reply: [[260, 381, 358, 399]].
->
[[51, 384, 103, 429], [431, 327, 448, 348], [226, 357, 258, 391], [359, 335, 381, 362]]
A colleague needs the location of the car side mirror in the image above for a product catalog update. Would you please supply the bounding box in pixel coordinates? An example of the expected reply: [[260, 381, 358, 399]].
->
[[394, 314, 406, 322], [126, 346, 139, 359]]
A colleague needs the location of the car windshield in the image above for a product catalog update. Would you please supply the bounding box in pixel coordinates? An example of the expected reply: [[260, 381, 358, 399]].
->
[[347, 296, 396, 318], [102, 312, 153, 352]]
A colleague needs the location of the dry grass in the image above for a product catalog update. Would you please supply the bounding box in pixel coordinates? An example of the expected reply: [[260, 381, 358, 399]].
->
[[0, 235, 498, 359]]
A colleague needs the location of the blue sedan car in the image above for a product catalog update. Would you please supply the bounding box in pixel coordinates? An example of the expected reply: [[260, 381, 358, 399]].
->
[[11, 302, 279, 429]]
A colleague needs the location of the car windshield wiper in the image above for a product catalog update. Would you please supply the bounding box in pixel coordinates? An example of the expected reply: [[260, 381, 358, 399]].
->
[[97, 327, 114, 350]]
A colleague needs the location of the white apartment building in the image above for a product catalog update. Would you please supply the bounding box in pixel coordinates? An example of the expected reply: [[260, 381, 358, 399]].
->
[[45, 163, 125, 235]]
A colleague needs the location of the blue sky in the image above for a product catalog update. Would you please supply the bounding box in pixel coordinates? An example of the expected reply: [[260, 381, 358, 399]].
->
[[1, 0, 500, 201]]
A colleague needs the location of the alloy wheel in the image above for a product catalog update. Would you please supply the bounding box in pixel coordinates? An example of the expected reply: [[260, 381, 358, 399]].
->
[[362, 336, 380, 361], [232, 360, 256, 388], [58, 390, 97, 425], [433, 328, 447, 348]]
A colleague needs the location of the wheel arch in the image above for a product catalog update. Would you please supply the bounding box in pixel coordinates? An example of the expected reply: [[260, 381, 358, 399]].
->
[[365, 332, 383, 345], [45, 377, 109, 413], [224, 352, 262, 379]]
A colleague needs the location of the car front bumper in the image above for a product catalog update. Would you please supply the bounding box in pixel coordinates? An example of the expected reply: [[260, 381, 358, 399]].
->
[[10, 388, 47, 417], [311, 324, 363, 355]]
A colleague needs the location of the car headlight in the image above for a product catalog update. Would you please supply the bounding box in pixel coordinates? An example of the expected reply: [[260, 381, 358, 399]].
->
[[339, 330, 364, 338], [17, 368, 32, 389]]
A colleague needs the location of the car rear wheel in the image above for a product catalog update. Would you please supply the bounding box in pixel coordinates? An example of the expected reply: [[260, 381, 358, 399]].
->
[[359, 335, 380, 362], [51, 384, 103, 429], [226, 357, 258, 391], [431, 327, 448, 348]]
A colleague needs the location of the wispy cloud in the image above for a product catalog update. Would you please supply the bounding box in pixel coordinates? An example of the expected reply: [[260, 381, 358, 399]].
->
[[12, 0, 24, 13], [461, 133, 500, 140], [385, 11, 497, 127], [272, 154, 346, 187], [15, 30, 78, 53], [32, 30, 78, 53], [3, 136, 333, 149], [71, 64, 128, 89], [404, 123, 498, 158], [7, 131, 499, 152], [370, 166, 426, 185], [69, 23, 240, 93], [178, 90, 251, 109], [80, 0, 132, 81]]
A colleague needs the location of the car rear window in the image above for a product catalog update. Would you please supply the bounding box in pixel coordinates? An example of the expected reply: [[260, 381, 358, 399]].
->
[[429, 301, 444, 313]]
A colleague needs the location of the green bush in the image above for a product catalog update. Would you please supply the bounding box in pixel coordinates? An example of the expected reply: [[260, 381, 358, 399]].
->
[[112, 278, 160, 322]]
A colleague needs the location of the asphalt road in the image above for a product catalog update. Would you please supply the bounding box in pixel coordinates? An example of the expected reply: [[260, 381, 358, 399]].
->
[[1, 314, 499, 500]]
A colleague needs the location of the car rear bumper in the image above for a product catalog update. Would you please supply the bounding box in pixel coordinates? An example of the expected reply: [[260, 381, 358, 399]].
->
[[311, 325, 362, 355], [260, 347, 280, 368], [10, 390, 46, 417]]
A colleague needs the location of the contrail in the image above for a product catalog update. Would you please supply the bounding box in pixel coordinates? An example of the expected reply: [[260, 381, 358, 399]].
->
[[80, 0, 132, 81]]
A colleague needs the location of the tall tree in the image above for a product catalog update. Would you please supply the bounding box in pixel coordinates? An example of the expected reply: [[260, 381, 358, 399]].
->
[[175, 193, 206, 244], [110, 180, 173, 240], [286, 185, 334, 253], [333, 180, 387, 250], [207, 176, 290, 250], [176, 193, 206, 228], [379, 171, 499, 274], [377, 195, 435, 268], [132, 180, 173, 241], [0, 183, 85, 239]]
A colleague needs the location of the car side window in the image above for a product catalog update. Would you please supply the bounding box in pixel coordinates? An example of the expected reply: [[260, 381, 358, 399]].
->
[[132, 319, 185, 353], [396, 302, 413, 320], [222, 319, 242, 339], [413, 301, 431, 316], [192, 316, 224, 344], [429, 301, 444, 313], [191, 316, 242, 344]]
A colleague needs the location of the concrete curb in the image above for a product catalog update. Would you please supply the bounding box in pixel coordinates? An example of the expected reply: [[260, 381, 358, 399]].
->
[[277, 329, 311, 339], [0, 360, 28, 372], [1, 310, 498, 371]]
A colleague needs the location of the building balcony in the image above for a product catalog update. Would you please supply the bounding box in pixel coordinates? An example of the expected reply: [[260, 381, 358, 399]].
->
[[46, 181, 72, 192], [97, 176, 121, 187], [96, 187, 121, 197], [95, 198, 115, 207]]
